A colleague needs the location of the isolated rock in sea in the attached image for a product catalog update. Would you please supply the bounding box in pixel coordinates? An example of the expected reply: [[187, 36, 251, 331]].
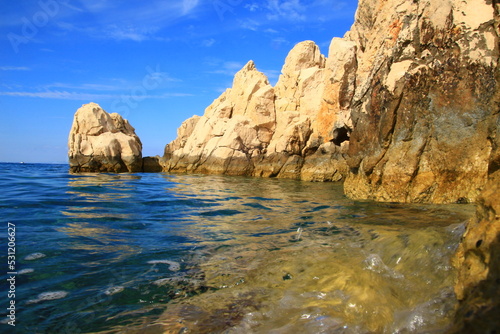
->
[[451, 170, 500, 332], [342, 0, 499, 204], [68, 103, 143, 173]]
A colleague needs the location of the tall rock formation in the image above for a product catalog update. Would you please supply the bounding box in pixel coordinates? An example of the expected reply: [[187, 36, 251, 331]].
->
[[163, 42, 352, 181], [343, 0, 499, 204], [68, 103, 143, 173]]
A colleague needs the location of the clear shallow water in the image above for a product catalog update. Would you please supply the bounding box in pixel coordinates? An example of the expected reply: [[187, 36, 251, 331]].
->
[[0, 163, 475, 333]]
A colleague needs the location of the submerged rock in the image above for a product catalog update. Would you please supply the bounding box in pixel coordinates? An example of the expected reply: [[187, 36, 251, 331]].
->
[[68, 102, 143, 173], [451, 171, 500, 332]]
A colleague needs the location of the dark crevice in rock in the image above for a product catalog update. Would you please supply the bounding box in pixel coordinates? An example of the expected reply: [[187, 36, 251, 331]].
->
[[331, 126, 351, 146]]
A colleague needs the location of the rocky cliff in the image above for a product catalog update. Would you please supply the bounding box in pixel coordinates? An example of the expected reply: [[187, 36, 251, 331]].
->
[[163, 0, 499, 205], [68, 102, 143, 173], [343, 0, 499, 204]]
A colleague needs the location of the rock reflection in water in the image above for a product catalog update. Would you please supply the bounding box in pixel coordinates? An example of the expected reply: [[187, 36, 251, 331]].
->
[[59, 174, 142, 265]]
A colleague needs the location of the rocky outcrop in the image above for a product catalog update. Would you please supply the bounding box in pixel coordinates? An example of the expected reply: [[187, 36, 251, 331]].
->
[[343, 0, 499, 204], [450, 170, 500, 333], [162, 0, 498, 200], [162, 42, 351, 181], [68, 103, 143, 173]]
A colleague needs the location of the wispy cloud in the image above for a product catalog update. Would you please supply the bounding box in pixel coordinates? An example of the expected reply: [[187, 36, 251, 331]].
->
[[245, 3, 260, 12], [43, 82, 125, 92], [207, 61, 245, 76], [105, 26, 154, 42], [182, 0, 199, 14], [240, 0, 354, 29], [201, 38, 216, 47], [0, 91, 192, 100], [239, 19, 261, 31], [50, 0, 203, 42], [261, 69, 281, 85], [266, 0, 306, 21], [270, 37, 290, 49], [0, 66, 30, 71]]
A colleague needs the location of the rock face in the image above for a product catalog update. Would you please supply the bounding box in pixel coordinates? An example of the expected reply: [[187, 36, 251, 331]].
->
[[68, 103, 143, 173], [451, 171, 500, 333], [342, 0, 499, 204], [163, 42, 351, 181]]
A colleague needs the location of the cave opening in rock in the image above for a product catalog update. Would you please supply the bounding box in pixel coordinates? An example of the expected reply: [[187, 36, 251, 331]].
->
[[331, 126, 351, 146]]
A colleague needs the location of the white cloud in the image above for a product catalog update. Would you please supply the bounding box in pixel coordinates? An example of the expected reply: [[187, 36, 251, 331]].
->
[[266, 0, 306, 21], [106, 25, 153, 42], [208, 61, 245, 76], [201, 38, 216, 47], [182, 0, 199, 14], [0, 66, 30, 71], [245, 3, 260, 12], [261, 69, 281, 85], [53, 1, 202, 42], [264, 28, 279, 33], [0, 91, 192, 100], [240, 19, 261, 31], [44, 82, 123, 91], [271, 37, 290, 49]]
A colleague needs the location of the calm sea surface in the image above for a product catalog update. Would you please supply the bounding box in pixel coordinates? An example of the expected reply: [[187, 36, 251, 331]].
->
[[0, 163, 475, 333]]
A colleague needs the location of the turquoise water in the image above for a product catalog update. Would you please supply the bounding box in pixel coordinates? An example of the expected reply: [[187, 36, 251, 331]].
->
[[0, 163, 474, 333]]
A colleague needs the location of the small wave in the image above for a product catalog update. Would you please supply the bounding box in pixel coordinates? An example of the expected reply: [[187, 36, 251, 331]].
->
[[104, 286, 124, 296], [18, 268, 35, 274], [147, 260, 181, 271], [364, 254, 404, 279], [27, 291, 69, 304], [24, 252, 46, 261]]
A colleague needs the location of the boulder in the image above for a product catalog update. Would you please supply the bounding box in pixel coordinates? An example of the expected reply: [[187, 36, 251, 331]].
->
[[68, 103, 142, 173], [142, 156, 163, 173]]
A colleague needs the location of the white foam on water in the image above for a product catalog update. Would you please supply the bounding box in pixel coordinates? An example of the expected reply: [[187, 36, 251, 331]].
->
[[27, 291, 69, 304], [147, 260, 181, 271], [104, 286, 124, 296], [24, 252, 46, 261]]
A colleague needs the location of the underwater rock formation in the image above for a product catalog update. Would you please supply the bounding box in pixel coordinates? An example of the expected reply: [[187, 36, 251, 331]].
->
[[68, 102, 143, 173], [450, 171, 500, 333]]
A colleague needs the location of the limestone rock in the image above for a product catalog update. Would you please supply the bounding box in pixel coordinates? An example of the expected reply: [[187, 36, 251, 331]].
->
[[451, 170, 500, 333], [343, 0, 499, 203], [162, 42, 350, 181], [163, 60, 274, 176], [68, 102, 142, 173]]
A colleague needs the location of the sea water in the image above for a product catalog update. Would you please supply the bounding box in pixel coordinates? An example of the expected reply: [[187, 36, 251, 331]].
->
[[0, 163, 475, 333]]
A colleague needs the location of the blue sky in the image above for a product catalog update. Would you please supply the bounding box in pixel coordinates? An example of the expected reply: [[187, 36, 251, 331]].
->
[[0, 0, 357, 163]]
